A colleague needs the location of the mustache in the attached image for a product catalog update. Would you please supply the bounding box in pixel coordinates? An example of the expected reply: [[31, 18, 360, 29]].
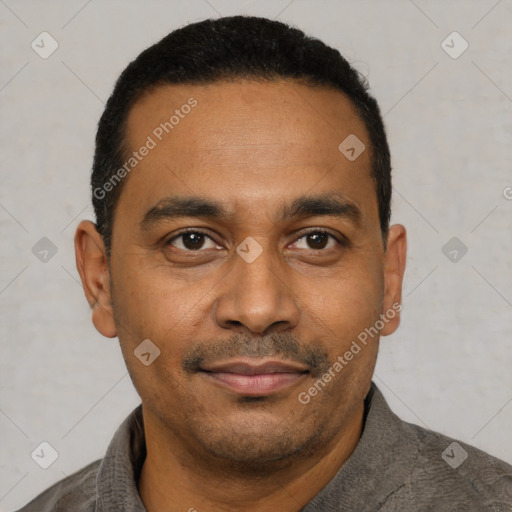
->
[[181, 331, 331, 378]]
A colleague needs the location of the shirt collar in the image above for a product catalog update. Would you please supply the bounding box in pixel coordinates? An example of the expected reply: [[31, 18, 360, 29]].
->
[[95, 403, 147, 511], [94, 382, 416, 511], [303, 382, 419, 510]]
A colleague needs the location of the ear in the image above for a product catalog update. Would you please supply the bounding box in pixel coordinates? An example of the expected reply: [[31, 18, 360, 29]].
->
[[380, 224, 407, 336], [74, 220, 117, 338]]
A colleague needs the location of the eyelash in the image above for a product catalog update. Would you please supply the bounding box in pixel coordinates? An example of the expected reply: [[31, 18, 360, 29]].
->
[[165, 228, 348, 252]]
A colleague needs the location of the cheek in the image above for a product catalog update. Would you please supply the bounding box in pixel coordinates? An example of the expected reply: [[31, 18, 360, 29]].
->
[[307, 259, 383, 330], [299, 264, 384, 375], [111, 259, 211, 356], [110, 268, 198, 408]]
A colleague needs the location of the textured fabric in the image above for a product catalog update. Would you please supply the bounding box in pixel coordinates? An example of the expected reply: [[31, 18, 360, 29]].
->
[[17, 382, 512, 511]]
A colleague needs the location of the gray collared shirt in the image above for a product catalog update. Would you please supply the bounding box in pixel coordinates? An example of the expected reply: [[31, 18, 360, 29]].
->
[[17, 382, 512, 511]]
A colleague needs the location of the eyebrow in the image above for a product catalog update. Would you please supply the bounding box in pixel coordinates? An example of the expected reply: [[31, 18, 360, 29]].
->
[[140, 193, 361, 230]]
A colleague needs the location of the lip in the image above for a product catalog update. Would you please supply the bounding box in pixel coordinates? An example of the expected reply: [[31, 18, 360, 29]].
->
[[199, 359, 309, 396]]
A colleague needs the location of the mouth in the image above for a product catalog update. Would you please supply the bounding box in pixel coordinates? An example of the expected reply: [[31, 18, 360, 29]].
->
[[198, 359, 310, 396]]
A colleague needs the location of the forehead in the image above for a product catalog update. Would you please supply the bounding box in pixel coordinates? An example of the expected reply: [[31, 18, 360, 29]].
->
[[126, 78, 368, 157], [119, 79, 376, 225]]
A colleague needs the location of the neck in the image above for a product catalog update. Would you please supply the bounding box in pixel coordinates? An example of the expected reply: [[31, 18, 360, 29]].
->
[[138, 402, 364, 512]]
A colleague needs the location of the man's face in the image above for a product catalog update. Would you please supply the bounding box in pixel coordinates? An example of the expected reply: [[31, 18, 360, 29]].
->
[[85, 79, 405, 469]]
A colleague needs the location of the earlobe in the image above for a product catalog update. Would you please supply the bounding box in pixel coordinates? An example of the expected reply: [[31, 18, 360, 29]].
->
[[74, 220, 117, 338], [380, 224, 407, 336]]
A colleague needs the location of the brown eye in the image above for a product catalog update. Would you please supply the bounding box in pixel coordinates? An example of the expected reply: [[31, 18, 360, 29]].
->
[[293, 230, 340, 251], [305, 232, 329, 249], [167, 231, 219, 251]]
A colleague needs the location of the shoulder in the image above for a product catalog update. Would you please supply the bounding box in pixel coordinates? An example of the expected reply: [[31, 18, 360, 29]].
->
[[396, 420, 512, 511], [15, 459, 101, 512]]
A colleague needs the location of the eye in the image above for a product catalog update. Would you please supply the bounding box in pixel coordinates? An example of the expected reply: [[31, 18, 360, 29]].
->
[[165, 229, 346, 253], [166, 230, 220, 251], [292, 230, 343, 250]]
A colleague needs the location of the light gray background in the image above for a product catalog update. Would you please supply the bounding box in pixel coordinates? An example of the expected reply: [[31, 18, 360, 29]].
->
[[1, 0, 511, 510]]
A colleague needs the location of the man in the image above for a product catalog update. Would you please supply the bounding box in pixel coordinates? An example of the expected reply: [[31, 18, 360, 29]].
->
[[18, 15, 512, 512]]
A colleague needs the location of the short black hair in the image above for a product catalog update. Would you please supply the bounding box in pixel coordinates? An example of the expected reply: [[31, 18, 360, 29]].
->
[[92, 15, 391, 257]]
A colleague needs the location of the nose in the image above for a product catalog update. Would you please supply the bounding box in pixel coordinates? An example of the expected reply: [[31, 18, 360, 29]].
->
[[214, 243, 301, 335]]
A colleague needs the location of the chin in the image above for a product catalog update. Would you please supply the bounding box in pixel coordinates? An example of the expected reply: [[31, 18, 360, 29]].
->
[[189, 415, 327, 474]]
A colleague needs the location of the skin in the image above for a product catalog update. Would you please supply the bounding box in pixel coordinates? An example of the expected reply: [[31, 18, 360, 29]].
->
[[75, 79, 406, 512]]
